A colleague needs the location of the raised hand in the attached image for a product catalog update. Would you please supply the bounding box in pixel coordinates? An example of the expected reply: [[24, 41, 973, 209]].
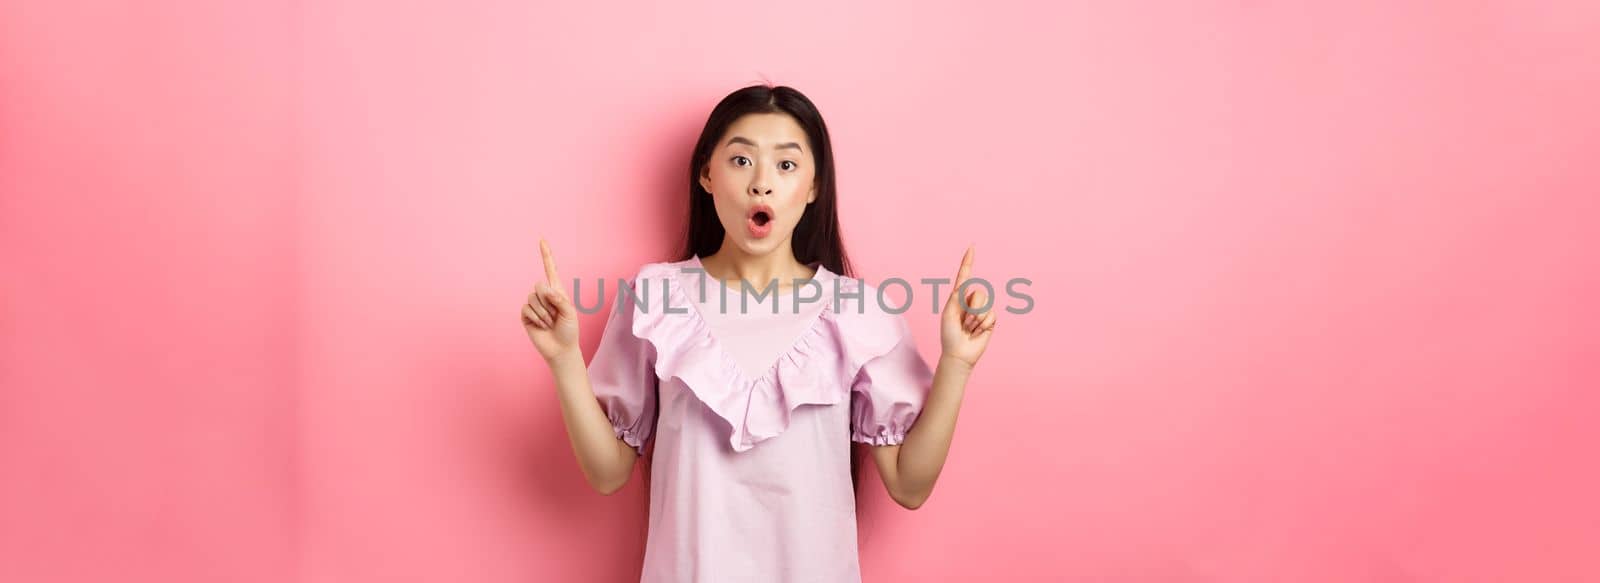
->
[[940, 245, 996, 369], [522, 238, 580, 362]]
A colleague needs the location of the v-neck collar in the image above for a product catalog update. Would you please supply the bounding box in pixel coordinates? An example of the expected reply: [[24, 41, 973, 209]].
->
[[677, 255, 837, 384], [688, 254, 830, 297]]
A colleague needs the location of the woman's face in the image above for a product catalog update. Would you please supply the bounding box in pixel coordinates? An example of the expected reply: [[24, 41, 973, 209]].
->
[[698, 113, 817, 257]]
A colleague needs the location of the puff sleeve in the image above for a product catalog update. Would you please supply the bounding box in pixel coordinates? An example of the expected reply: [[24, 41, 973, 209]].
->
[[587, 278, 660, 455], [848, 313, 934, 446]]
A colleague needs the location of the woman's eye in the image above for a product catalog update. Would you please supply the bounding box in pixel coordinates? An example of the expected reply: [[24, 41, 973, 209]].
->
[[779, 161, 797, 171], [732, 156, 751, 167]]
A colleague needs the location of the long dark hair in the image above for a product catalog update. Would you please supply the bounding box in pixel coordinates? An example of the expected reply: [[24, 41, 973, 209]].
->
[[664, 84, 869, 498]]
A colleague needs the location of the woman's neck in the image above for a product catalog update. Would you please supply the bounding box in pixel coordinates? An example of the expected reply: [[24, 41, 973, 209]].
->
[[700, 241, 816, 293]]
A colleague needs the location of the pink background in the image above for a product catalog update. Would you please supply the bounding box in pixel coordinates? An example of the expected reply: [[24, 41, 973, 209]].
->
[[4, 1, 1598, 581]]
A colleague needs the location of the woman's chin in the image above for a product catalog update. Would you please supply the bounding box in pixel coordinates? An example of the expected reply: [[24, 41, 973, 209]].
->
[[730, 231, 787, 254]]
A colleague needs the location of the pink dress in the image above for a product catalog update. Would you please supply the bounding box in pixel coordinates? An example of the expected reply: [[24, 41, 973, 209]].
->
[[587, 255, 934, 582]]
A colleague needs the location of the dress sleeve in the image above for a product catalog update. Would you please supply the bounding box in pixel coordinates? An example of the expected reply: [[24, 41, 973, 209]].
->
[[849, 313, 934, 446], [587, 276, 659, 455]]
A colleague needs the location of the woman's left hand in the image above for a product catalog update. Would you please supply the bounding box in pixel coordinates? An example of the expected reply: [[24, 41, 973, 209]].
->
[[940, 245, 996, 369]]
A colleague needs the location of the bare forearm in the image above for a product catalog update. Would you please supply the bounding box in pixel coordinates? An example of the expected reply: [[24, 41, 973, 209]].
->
[[891, 353, 972, 507], [547, 350, 638, 494]]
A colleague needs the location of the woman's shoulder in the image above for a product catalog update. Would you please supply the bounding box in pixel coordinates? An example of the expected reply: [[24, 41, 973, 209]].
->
[[626, 257, 697, 280], [827, 275, 909, 322], [604, 258, 698, 298], [821, 275, 920, 369]]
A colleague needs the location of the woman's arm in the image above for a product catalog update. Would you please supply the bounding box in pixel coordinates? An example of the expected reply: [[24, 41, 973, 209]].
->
[[524, 239, 639, 495], [548, 349, 640, 495], [872, 245, 995, 509], [871, 353, 971, 509]]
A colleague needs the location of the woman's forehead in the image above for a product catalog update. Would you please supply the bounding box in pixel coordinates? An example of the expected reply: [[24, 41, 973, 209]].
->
[[721, 113, 807, 148]]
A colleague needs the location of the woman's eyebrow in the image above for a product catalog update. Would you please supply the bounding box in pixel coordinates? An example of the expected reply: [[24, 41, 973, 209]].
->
[[725, 136, 804, 152]]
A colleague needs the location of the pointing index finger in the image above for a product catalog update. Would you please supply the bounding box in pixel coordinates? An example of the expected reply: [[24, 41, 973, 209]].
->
[[947, 244, 975, 312], [540, 238, 560, 284], [954, 244, 974, 286]]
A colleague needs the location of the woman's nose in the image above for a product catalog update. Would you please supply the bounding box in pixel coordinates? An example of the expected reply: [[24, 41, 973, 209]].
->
[[749, 164, 773, 196]]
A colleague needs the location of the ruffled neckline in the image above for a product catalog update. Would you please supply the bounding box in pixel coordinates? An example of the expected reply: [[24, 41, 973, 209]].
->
[[683, 254, 835, 380], [625, 256, 901, 452]]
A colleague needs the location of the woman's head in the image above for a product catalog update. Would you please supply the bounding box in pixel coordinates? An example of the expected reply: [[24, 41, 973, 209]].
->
[[679, 84, 853, 278]]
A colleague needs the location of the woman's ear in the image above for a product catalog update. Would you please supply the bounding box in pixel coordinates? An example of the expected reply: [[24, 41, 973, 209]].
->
[[807, 184, 817, 204], [698, 166, 713, 195]]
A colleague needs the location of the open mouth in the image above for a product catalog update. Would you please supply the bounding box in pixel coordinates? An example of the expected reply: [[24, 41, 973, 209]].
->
[[746, 204, 775, 238], [748, 204, 775, 226]]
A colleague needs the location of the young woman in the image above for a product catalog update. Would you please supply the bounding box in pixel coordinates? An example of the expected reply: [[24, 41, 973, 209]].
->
[[522, 84, 996, 582]]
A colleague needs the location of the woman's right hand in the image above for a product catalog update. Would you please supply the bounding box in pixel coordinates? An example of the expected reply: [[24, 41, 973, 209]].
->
[[522, 238, 580, 362]]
